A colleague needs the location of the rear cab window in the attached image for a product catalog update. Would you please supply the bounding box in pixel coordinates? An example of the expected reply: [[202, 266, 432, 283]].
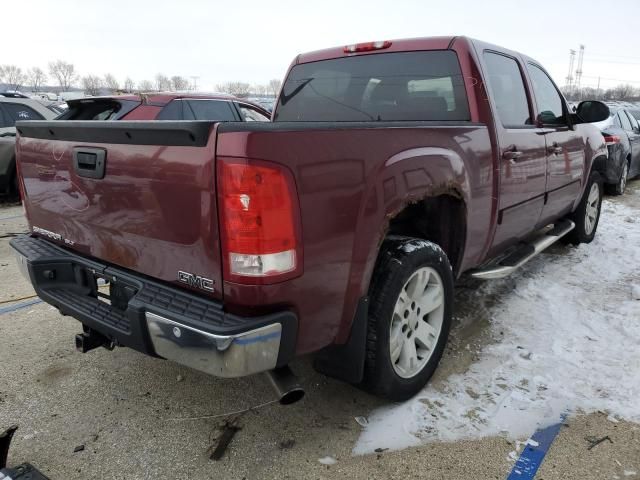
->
[[274, 50, 470, 122], [59, 99, 139, 120]]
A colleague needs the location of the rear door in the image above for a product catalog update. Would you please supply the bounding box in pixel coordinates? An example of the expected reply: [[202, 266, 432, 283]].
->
[[482, 51, 547, 253], [620, 109, 640, 177], [526, 63, 585, 226]]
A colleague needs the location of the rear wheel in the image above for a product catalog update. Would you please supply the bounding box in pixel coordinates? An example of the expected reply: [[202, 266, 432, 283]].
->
[[605, 160, 628, 196], [564, 171, 603, 245], [361, 237, 453, 401]]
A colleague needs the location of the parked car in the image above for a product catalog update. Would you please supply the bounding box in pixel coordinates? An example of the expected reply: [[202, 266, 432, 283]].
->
[[11, 36, 609, 402], [0, 97, 57, 198], [58, 93, 271, 122], [591, 107, 640, 195]]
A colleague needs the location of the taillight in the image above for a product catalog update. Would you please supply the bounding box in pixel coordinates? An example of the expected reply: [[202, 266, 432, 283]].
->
[[344, 40, 392, 53], [217, 158, 302, 283], [603, 134, 620, 145]]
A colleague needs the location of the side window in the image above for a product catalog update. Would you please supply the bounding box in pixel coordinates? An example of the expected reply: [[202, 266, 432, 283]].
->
[[0, 106, 10, 128], [613, 114, 622, 128], [483, 52, 532, 128], [186, 100, 237, 121], [237, 104, 270, 122], [619, 111, 633, 131], [527, 64, 565, 126], [2, 103, 45, 123], [156, 100, 184, 120], [626, 111, 639, 130]]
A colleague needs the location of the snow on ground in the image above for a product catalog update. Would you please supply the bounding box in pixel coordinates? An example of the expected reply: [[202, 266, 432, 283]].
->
[[355, 200, 640, 454]]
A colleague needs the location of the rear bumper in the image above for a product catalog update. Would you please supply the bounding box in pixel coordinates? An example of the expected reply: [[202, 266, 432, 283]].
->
[[10, 234, 297, 378]]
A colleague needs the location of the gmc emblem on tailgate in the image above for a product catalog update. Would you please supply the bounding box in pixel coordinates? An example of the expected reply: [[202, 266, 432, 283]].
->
[[178, 271, 214, 293]]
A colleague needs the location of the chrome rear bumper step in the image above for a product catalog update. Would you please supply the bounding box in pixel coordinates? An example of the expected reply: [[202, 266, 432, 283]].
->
[[470, 219, 575, 280]]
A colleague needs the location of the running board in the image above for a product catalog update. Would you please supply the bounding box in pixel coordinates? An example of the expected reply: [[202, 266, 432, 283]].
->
[[470, 220, 575, 280]]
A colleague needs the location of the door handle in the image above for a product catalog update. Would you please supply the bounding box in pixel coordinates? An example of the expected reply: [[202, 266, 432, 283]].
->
[[548, 142, 563, 155], [73, 148, 106, 179], [502, 146, 523, 161]]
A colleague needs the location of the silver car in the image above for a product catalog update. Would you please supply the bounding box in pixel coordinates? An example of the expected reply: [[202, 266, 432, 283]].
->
[[0, 97, 58, 198]]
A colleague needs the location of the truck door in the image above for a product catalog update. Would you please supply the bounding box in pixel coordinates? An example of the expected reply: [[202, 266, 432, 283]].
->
[[482, 51, 547, 254], [527, 63, 585, 226]]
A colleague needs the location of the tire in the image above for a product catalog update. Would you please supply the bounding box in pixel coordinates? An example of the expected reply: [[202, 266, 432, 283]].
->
[[564, 171, 603, 245], [361, 236, 454, 401], [605, 159, 628, 196], [8, 170, 19, 201]]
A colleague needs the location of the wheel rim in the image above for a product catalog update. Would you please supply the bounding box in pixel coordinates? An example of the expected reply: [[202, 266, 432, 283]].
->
[[619, 162, 628, 193], [389, 267, 445, 379], [584, 182, 600, 235]]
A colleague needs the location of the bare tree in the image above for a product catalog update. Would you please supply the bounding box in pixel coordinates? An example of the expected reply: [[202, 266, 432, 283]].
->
[[26, 67, 47, 92], [138, 79, 154, 91], [171, 75, 190, 91], [49, 60, 78, 91], [82, 75, 103, 96], [612, 84, 636, 101], [268, 78, 282, 97], [124, 77, 135, 93], [154, 73, 171, 92], [253, 84, 268, 95], [103, 73, 120, 92], [1, 65, 26, 90], [216, 81, 251, 97]]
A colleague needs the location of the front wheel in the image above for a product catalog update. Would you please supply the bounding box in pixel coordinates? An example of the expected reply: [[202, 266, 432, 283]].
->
[[564, 171, 603, 245], [361, 237, 453, 401]]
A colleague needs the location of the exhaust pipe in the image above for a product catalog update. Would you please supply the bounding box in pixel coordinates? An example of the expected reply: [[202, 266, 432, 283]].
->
[[265, 366, 305, 405]]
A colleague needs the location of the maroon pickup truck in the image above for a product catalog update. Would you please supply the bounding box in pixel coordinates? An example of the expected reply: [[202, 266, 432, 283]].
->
[[11, 36, 610, 403]]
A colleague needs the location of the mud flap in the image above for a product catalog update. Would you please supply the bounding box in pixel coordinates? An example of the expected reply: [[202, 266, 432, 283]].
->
[[313, 296, 369, 384]]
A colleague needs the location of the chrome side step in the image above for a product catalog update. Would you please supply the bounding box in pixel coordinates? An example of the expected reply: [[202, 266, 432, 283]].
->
[[470, 219, 575, 280]]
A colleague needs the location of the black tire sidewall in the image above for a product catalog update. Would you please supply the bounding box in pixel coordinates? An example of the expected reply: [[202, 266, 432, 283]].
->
[[365, 238, 454, 401], [569, 172, 603, 244]]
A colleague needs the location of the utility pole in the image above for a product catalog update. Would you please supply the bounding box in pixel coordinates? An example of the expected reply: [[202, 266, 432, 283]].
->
[[566, 49, 576, 97], [574, 45, 585, 100], [597, 76, 601, 99], [190, 75, 200, 92]]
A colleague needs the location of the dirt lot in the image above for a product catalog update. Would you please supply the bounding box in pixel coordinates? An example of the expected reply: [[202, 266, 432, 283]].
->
[[1, 182, 639, 480]]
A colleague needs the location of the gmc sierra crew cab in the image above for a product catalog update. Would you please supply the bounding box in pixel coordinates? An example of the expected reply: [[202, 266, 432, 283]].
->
[[11, 36, 610, 403]]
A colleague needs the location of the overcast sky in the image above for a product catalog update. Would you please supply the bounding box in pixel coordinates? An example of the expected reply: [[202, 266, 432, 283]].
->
[[6, 0, 640, 91]]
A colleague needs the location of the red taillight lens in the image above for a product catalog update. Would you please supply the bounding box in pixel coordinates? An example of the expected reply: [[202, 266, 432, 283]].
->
[[603, 134, 620, 145], [218, 158, 301, 282], [344, 40, 392, 53]]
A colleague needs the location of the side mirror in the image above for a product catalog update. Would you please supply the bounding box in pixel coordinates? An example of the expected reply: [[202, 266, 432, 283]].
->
[[574, 100, 610, 124]]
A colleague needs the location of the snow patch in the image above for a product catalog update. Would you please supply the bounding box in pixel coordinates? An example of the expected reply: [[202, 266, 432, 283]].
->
[[318, 456, 338, 465], [355, 201, 640, 454]]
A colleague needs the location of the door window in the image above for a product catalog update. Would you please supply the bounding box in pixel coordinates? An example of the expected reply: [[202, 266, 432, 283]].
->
[[527, 64, 566, 126], [619, 110, 634, 132], [483, 52, 532, 128], [237, 104, 270, 122], [186, 100, 237, 121]]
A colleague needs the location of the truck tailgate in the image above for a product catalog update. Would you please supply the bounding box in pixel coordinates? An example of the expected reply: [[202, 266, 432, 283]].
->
[[15, 121, 223, 300]]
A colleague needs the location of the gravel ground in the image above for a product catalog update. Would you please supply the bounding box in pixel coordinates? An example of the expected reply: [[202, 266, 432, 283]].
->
[[1, 181, 639, 479]]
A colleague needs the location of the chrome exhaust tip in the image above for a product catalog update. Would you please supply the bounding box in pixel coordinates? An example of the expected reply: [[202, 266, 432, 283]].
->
[[265, 366, 305, 405]]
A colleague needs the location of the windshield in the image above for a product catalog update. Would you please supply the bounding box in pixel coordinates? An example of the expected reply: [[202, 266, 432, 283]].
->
[[274, 50, 470, 122]]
